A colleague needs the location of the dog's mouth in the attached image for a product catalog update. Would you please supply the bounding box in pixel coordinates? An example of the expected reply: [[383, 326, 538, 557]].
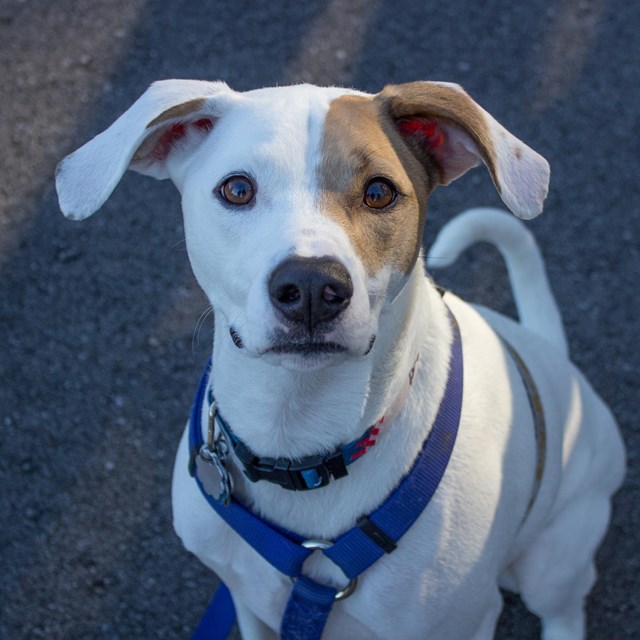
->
[[264, 341, 347, 356], [229, 326, 374, 368]]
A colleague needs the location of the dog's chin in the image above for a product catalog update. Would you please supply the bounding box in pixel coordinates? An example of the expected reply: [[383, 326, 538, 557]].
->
[[259, 342, 350, 371]]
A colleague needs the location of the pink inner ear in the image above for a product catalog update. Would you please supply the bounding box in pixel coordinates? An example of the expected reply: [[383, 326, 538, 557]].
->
[[399, 118, 446, 149], [194, 118, 214, 132], [153, 117, 214, 160]]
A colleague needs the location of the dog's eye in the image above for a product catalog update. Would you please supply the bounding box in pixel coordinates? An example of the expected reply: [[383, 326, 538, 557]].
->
[[364, 178, 396, 210], [219, 175, 255, 206]]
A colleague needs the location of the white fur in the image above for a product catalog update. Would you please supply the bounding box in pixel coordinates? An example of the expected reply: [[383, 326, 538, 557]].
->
[[56, 81, 625, 640]]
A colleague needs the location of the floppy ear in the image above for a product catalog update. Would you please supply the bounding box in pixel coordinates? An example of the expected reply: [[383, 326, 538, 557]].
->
[[379, 81, 550, 219], [55, 79, 235, 220]]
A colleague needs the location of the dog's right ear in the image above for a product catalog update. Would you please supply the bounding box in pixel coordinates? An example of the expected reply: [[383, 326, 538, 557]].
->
[[56, 80, 235, 220]]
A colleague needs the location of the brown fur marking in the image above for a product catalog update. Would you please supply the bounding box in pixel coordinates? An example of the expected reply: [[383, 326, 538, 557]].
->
[[319, 95, 434, 276], [146, 98, 207, 128]]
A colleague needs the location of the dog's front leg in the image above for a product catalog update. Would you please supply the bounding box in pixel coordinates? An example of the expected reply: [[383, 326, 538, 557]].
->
[[231, 593, 278, 640]]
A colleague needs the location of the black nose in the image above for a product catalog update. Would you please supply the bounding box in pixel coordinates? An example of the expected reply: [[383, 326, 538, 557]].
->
[[268, 257, 353, 332]]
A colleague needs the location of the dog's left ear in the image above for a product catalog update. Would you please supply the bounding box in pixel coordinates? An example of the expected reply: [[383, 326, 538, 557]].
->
[[379, 82, 550, 219]]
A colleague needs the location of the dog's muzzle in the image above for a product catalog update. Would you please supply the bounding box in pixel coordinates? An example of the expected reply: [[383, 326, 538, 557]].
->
[[268, 256, 353, 332]]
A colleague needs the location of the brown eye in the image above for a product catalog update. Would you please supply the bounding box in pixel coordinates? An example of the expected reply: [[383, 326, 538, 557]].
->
[[219, 175, 255, 205], [364, 178, 396, 210]]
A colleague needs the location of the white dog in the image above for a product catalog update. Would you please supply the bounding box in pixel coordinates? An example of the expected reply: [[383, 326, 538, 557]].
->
[[56, 80, 625, 640]]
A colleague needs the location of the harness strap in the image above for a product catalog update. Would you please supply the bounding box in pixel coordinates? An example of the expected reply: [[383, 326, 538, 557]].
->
[[282, 577, 337, 640], [500, 338, 546, 518], [189, 583, 235, 640], [324, 322, 463, 578], [188, 309, 463, 639], [189, 362, 313, 576]]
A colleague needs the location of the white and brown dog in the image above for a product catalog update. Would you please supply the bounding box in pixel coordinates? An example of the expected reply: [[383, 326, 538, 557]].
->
[[56, 81, 625, 640]]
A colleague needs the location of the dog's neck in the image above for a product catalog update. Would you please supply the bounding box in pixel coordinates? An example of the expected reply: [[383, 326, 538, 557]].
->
[[208, 262, 447, 461]]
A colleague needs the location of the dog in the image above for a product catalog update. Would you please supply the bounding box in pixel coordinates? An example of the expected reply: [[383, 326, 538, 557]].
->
[[56, 80, 625, 640]]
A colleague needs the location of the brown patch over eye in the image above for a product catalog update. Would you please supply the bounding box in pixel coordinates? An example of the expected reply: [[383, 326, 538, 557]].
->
[[219, 175, 255, 205], [319, 94, 433, 276], [364, 178, 396, 210]]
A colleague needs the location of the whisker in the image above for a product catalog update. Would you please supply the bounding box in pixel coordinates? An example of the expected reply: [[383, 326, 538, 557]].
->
[[192, 305, 214, 358]]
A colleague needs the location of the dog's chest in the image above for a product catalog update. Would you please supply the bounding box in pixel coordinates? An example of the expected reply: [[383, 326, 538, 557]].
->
[[192, 497, 503, 639], [174, 395, 525, 639]]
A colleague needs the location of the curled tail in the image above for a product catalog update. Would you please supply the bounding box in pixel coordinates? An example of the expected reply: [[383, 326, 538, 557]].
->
[[427, 207, 568, 357]]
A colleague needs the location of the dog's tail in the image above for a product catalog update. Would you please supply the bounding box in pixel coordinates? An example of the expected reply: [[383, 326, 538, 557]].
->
[[427, 207, 568, 357]]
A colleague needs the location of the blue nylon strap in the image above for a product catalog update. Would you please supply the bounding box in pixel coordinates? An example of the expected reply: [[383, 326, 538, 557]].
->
[[324, 318, 463, 577], [188, 309, 463, 640], [192, 466, 310, 576], [190, 584, 235, 640], [189, 362, 312, 578], [281, 577, 337, 640]]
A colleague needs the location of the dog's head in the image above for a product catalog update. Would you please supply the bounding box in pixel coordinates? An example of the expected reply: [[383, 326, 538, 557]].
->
[[56, 81, 548, 370]]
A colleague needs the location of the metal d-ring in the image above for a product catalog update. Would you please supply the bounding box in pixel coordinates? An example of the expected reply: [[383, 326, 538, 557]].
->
[[290, 539, 358, 601]]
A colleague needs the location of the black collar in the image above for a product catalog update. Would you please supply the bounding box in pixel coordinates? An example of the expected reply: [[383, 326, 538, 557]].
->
[[189, 355, 419, 492]]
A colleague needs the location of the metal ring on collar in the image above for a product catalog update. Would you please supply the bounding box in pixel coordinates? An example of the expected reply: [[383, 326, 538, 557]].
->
[[290, 539, 358, 601]]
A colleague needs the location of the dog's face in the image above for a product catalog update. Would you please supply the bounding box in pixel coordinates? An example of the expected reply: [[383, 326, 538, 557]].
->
[[176, 85, 435, 370], [56, 81, 549, 370]]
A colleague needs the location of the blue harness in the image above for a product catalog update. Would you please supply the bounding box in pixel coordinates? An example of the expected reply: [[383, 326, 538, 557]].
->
[[187, 313, 464, 639]]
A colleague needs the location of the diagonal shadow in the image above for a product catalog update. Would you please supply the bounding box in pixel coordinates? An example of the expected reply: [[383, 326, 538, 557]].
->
[[0, 1, 356, 638]]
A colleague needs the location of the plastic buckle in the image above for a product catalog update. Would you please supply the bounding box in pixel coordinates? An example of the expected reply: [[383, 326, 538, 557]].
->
[[289, 456, 330, 490], [240, 451, 332, 491]]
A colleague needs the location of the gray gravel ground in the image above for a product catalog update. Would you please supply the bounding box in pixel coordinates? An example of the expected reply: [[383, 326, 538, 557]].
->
[[1, 0, 638, 638]]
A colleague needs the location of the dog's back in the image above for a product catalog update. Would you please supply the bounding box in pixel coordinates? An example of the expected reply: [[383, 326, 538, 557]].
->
[[431, 208, 625, 639]]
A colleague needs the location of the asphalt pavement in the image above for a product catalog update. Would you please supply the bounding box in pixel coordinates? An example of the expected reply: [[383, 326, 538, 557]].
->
[[1, 0, 638, 638]]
